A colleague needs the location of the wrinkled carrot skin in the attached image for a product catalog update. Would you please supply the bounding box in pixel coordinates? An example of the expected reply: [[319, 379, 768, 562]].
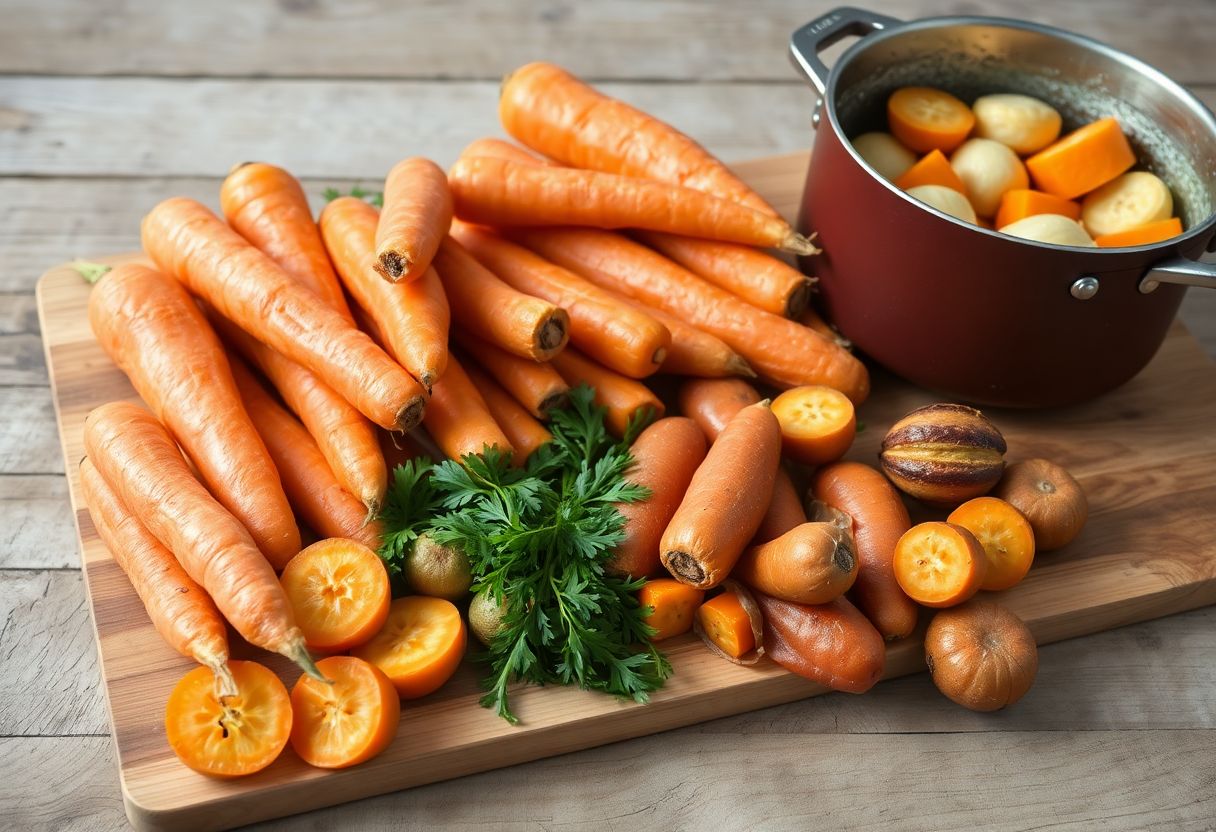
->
[[660, 402, 781, 589], [755, 592, 886, 693], [424, 355, 514, 462], [549, 349, 665, 437], [219, 162, 353, 318], [734, 522, 858, 605], [455, 331, 569, 419], [450, 221, 670, 378], [230, 358, 382, 550], [89, 263, 300, 568], [83, 402, 309, 659], [514, 228, 869, 402], [141, 197, 425, 431], [753, 467, 808, 544], [462, 362, 552, 463], [499, 62, 777, 216], [432, 236, 570, 361], [602, 289, 753, 378], [320, 197, 450, 390], [375, 157, 454, 283], [610, 417, 708, 578]]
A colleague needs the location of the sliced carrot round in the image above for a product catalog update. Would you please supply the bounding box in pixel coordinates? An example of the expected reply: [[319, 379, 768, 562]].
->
[[165, 660, 292, 778], [893, 521, 987, 608], [352, 596, 467, 699], [696, 592, 756, 659], [770, 385, 856, 465], [290, 656, 400, 769], [948, 497, 1036, 591], [887, 87, 975, 154], [280, 538, 391, 653], [639, 578, 705, 641]]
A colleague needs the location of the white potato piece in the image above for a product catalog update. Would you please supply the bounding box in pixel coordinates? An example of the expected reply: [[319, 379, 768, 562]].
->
[[906, 184, 979, 224], [999, 213, 1096, 247], [972, 94, 1063, 155], [950, 138, 1030, 217], [1081, 171, 1174, 236], [852, 132, 917, 180]]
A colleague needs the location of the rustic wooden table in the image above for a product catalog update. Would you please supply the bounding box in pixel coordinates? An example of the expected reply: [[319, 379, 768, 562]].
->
[[2, 2, 1215, 829]]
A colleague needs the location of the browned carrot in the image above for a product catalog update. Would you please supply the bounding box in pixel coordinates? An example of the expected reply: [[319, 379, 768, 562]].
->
[[660, 401, 781, 588], [549, 349, 665, 437], [431, 236, 570, 361], [513, 228, 869, 402], [733, 522, 858, 605], [753, 468, 807, 544], [320, 196, 450, 390], [375, 157, 453, 283], [88, 263, 300, 568], [83, 401, 318, 677], [462, 362, 552, 462], [424, 355, 514, 461], [754, 593, 885, 693], [229, 357, 382, 551], [141, 197, 426, 431], [219, 162, 353, 318], [448, 156, 815, 254], [450, 221, 670, 378], [455, 330, 569, 419], [80, 457, 237, 697]]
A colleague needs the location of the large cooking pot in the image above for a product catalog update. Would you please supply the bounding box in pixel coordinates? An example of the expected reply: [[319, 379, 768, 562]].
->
[[790, 7, 1216, 407]]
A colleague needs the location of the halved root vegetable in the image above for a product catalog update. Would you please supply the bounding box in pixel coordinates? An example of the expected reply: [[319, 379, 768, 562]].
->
[[695, 583, 763, 663], [1094, 217, 1183, 247], [887, 86, 975, 154], [893, 521, 987, 608], [851, 131, 917, 181], [895, 149, 966, 193], [950, 138, 1029, 217], [906, 184, 978, 224], [290, 656, 400, 769], [462, 362, 553, 462], [994, 189, 1081, 230], [770, 385, 856, 466], [165, 661, 292, 778], [424, 355, 514, 462], [734, 519, 858, 606], [375, 157, 453, 283], [948, 496, 1036, 591], [754, 592, 885, 693], [1081, 171, 1173, 237], [971, 94, 1062, 155], [1025, 117, 1135, 199], [999, 213, 1095, 247], [639, 579, 705, 641], [353, 596, 467, 699], [550, 349, 665, 437], [280, 539, 391, 653]]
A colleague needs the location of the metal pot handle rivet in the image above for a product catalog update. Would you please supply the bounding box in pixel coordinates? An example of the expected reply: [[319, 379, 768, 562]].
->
[[1070, 276, 1100, 300], [789, 7, 904, 98]]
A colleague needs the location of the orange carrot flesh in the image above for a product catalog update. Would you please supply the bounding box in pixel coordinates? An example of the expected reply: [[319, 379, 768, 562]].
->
[[894, 149, 967, 193], [450, 221, 670, 378], [374, 157, 453, 283], [549, 348, 665, 437], [319, 196, 450, 390], [1095, 217, 1183, 247], [88, 263, 300, 569], [220, 162, 353, 319], [424, 355, 514, 462], [454, 330, 569, 419], [696, 592, 756, 658], [639, 579, 704, 641], [1025, 117, 1136, 199], [755, 593, 885, 693], [141, 197, 425, 431], [499, 62, 777, 216], [887, 87, 975, 154], [994, 189, 1081, 230], [432, 236, 570, 361], [462, 362, 552, 462]]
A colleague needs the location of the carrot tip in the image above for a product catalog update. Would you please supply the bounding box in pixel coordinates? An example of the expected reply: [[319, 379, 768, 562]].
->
[[665, 550, 706, 586], [728, 354, 758, 379], [781, 232, 821, 257], [785, 281, 814, 320], [538, 315, 569, 354], [537, 390, 569, 419], [396, 396, 427, 432], [285, 639, 330, 684], [377, 250, 412, 281]]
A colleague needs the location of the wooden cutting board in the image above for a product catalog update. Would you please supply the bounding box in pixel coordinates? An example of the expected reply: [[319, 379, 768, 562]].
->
[[38, 152, 1216, 832]]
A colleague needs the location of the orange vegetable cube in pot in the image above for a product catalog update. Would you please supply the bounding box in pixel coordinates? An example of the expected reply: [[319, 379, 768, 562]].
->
[[887, 87, 976, 154], [1094, 217, 1183, 247], [1025, 117, 1135, 199], [639, 579, 705, 641], [995, 189, 1081, 230], [894, 149, 967, 193]]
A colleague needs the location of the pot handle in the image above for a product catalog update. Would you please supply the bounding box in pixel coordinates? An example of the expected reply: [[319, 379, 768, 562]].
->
[[1139, 256, 1216, 293], [789, 7, 903, 96]]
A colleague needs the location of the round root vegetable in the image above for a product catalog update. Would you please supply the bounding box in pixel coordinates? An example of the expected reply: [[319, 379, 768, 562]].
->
[[695, 582, 764, 663], [893, 521, 987, 608], [733, 520, 858, 606], [906, 184, 978, 224], [1081, 171, 1173, 237], [887, 86, 975, 154], [880, 403, 1007, 506], [754, 592, 886, 693], [352, 596, 467, 699], [851, 131, 917, 181], [290, 656, 400, 769], [549, 348, 665, 438], [925, 600, 1038, 711], [950, 138, 1029, 217], [402, 534, 473, 601], [993, 459, 1088, 551], [770, 385, 856, 466], [947, 497, 1036, 591], [639, 579, 705, 641], [279, 538, 391, 654], [375, 156, 453, 283], [971, 94, 1062, 155], [998, 213, 1095, 247]]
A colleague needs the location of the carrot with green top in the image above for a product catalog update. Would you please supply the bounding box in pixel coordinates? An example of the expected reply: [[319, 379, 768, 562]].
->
[[375, 157, 453, 283]]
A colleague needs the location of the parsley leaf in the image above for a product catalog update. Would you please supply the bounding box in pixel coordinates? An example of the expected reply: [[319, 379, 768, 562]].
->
[[322, 185, 384, 207]]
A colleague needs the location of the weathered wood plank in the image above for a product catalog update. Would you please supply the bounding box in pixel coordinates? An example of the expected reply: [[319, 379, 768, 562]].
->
[[0, 386, 62, 474], [2, 0, 1213, 84], [0, 294, 39, 334], [0, 334, 47, 385], [0, 738, 124, 832], [0, 476, 79, 568]]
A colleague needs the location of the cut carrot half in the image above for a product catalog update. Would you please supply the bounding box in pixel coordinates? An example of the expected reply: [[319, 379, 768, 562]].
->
[[770, 385, 856, 466], [1095, 217, 1183, 247], [290, 655, 400, 769], [948, 497, 1036, 591], [995, 189, 1081, 230], [887, 87, 975, 154], [1025, 117, 1135, 199], [893, 522, 987, 608], [894, 149, 967, 193], [279, 538, 391, 654], [696, 592, 756, 658], [352, 596, 467, 699], [639, 579, 705, 642]]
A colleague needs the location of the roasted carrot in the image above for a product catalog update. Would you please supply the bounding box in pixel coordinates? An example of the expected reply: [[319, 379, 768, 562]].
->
[[431, 236, 570, 361], [462, 362, 552, 462], [89, 263, 300, 568], [638, 579, 704, 641], [320, 197, 450, 390], [610, 417, 708, 578], [229, 357, 382, 551], [80, 458, 237, 698], [83, 402, 318, 678], [734, 522, 858, 605], [755, 593, 885, 693], [450, 221, 670, 378], [753, 467, 809, 544], [424, 355, 514, 462], [448, 156, 815, 254], [549, 349, 665, 437], [374, 157, 453, 283], [513, 228, 869, 402], [455, 330, 569, 419], [660, 401, 781, 588], [141, 197, 426, 431], [499, 62, 777, 215], [219, 162, 353, 318]]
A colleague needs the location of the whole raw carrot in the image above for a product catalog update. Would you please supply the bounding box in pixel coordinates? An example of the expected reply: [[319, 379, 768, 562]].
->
[[514, 228, 869, 403], [733, 522, 858, 605], [229, 357, 382, 551], [463, 362, 552, 462], [456, 331, 569, 419], [424, 355, 514, 462], [499, 62, 777, 216], [800, 305, 846, 346], [450, 221, 670, 378], [550, 349, 665, 437], [219, 162, 353, 318], [80, 457, 237, 698], [432, 236, 569, 361], [753, 468, 808, 544], [88, 263, 300, 568], [754, 592, 886, 693], [610, 417, 708, 578], [660, 401, 781, 588], [606, 290, 753, 378], [83, 402, 319, 678], [375, 157, 453, 283], [320, 196, 450, 390], [141, 197, 426, 431], [448, 156, 815, 254]]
